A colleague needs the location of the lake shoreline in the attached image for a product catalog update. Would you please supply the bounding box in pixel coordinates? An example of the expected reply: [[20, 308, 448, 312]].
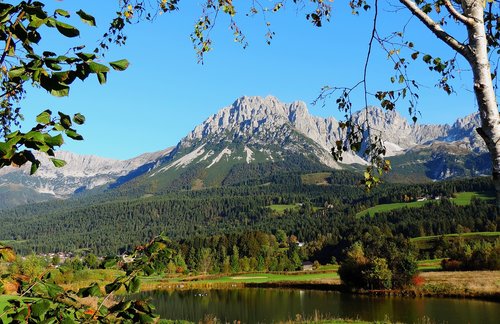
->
[[244, 281, 500, 302], [141, 272, 500, 302]]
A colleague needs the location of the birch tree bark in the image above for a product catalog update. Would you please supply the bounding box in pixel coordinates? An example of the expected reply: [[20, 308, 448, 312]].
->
[[398, 0, 500, 208]]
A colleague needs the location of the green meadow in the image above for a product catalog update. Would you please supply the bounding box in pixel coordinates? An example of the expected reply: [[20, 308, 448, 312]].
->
[[356, 191, 494, 217]]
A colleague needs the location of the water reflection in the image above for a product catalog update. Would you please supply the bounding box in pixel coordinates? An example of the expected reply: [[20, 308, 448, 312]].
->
[[139, 288, 499, 323]]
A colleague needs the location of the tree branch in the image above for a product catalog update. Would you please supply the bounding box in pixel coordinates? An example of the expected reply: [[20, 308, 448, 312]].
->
[[0, 10, 26, 67], [443, 0, 474, 26], [363, 0, 379, 137], [399, 0, 469, 57]]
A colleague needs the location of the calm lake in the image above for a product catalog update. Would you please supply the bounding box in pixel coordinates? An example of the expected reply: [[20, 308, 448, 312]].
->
[[140, 288, 499, 323]]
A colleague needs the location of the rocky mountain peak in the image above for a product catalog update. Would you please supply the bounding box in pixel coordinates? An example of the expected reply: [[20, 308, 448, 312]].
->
[[452, 112, 480, 129], [0, 95, 489, 208]]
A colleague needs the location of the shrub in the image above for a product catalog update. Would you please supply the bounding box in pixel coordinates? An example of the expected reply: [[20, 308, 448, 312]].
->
[[363, 257, 392, 289], [441, 259, 462, 271]]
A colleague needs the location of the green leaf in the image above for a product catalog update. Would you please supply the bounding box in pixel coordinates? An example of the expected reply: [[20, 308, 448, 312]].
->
[[44, 134, 64, 147], [76, 10, 96, 26], [0, 142, 14, 159], [50, 158, 67, 168], [46, 282, 64, 298], [7, 66, 25, 79], [51, 85, 69, 97], [53, 123, 65, 131], [58, 112, 72, 128], [76, 52, 96, 61], [55, 9, 70, 17], [65, 129, 83, 140], [46, 61, 62, 71], [127, 277, 141, 293], [43, 51, 56, 58], [25, 130, 44, 143], [55, 21, 80, 38], [143, 265, 155, 276], [28, 15, 46, 29], [30, 161, 40, 175], [75, 63, 90, 81], [28, 30, 41, 44], [45, 17, 57, 27], [105, 281, 122, 294], [31, 299, 51, 318], [97, 72, 107, 84], [88, 61, 110, 73], [78, 283, 101, 297], [36, 110, 52, 124], [40, 74, 70, 97], [138, 313, 155, 323], [109, 301, 131, 313], [53, 71, 77, 84], [109, 59, 129, 71], [103, 258, 117, 269], [73, 113, 85, 125]]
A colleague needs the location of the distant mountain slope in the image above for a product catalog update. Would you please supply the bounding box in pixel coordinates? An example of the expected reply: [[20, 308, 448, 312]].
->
[[0, 148, 173, 203], [0, 95, 490, 207]]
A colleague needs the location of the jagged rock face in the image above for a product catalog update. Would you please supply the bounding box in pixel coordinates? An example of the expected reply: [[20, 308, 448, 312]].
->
[[182, 96, 363, 166], [182, 96, 484, 167], [442, 113, 485, 152], [351, 107, 451, 152], [0, 148, 173, 198]]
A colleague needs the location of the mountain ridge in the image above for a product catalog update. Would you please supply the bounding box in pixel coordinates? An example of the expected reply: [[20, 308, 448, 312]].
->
[[0, 95, 488, 208]]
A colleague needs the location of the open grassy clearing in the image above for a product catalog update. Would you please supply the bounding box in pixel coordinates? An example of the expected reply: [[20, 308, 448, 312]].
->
[[452, 191, 495, 205], [411, 232, 500, 251], [411, 231, 500, 242], [141, 271, 341, 287], [195, 272, 340, 284], [301, 172, 331, 185], [268, 204, 300, 213], [268, 204, 322, 214], [356, 201, 429, 217], [420, 271, 500, 296], [318, 264, 339, 271], [356, 191, 494, 217], [417, 259, 443, 271]]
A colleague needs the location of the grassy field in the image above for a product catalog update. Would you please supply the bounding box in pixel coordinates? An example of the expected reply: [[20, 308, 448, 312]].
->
[[268, 204, 322, 214], [411, 231, 500, 242], [318, 264, 339, 271], [411, 232, 500, 251], [417, 259, 443, 272], [356, 191, 494, 217], [142, 271, 340, 287], [420, 270, 500, 297], [268, 204, 300, 213], [356, 201, 429, 217], [301, 172, 331, 185], [452, 191, 496, 205]]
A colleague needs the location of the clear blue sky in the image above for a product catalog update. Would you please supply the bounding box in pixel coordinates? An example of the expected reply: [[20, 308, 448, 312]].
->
[[20, 0, 477, 160]]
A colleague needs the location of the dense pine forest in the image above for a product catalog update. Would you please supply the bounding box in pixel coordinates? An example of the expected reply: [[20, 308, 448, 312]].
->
[[0, 170, 495, 256]]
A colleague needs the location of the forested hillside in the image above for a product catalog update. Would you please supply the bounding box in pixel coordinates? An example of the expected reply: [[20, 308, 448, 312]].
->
[[0, 172, 494, 255]]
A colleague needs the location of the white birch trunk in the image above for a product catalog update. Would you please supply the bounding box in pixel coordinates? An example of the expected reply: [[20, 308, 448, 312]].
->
[[400, 0, 500, 208], [461, 0, 500, 209]]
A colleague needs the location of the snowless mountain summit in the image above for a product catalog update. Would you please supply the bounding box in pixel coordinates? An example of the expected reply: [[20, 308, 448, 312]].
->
[[0, 95, 485, 206]]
